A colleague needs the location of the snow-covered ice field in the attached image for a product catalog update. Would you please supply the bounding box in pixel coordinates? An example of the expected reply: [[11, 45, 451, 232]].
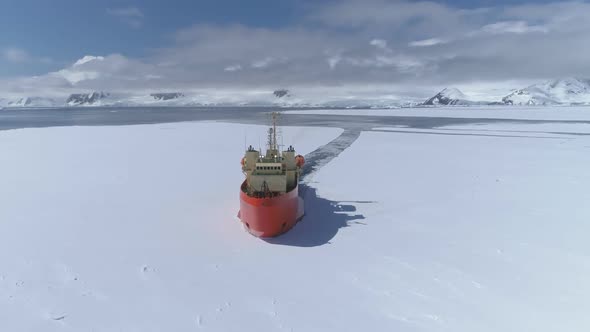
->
[[1, 111, 590, 331]]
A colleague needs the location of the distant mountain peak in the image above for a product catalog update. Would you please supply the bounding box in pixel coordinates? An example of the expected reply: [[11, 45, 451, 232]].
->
[[440, 88, 467, 100], [66, 92, 109, 106], [3, 96, 57, 107], [423, 88, 469, 105], [150, 92, 184, 101], [273, 89, 290, 98]]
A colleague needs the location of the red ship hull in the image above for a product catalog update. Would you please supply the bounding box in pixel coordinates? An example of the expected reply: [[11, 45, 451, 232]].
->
[[238, 180, 304, 237]]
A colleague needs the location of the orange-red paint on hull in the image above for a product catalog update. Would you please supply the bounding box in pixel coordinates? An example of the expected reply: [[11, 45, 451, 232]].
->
[[238, 180, 304, 238]]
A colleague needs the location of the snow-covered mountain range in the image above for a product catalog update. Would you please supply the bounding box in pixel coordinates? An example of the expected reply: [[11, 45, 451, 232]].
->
[[0, 97, 57, 108], [3, 78, 590, 109], [502, 78, 590, 105], [422, 78, 590, 107]]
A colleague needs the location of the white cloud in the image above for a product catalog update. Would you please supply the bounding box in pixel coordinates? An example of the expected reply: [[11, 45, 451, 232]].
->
[[74, 55, 105, 67], [58, 70, 101, 84], [409, 38, 447, 47], [370, 39, 388, 49], [224, 64, 242, 72], [58, 55, 106, 84], [48, 54, 158, 87], [327, 55, 342, 69], [251, 57, 275, 69], [344, 54, 424, 73], [107, 7, 144, 29], [5, 0, 590, 96], [479, 21, 548, 35]]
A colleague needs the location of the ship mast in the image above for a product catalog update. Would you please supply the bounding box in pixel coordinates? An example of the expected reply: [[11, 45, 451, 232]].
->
[[267, 112, 279, 152]]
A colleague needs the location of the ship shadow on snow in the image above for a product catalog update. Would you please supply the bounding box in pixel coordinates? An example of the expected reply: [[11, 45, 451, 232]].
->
[[264, 129, 369, 246], [263, 184, 368, 247]]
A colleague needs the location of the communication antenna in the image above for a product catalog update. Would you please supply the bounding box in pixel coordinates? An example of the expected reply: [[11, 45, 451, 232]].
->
[[274, 111, 280, 151], [267, 127, 273, 150], [277, 112, 284, 153], [267, 111, 280, 152]]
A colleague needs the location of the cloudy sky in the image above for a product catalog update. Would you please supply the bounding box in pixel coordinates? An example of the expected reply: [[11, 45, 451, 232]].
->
[[1, 0, 590, 97]]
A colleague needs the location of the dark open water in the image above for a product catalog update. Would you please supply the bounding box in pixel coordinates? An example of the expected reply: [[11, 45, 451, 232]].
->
[[2, 106, 588, 132]]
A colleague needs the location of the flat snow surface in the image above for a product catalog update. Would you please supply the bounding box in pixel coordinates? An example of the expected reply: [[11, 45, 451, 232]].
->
[[1, 114, 590, 331], [286, 106, 590, 121]]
